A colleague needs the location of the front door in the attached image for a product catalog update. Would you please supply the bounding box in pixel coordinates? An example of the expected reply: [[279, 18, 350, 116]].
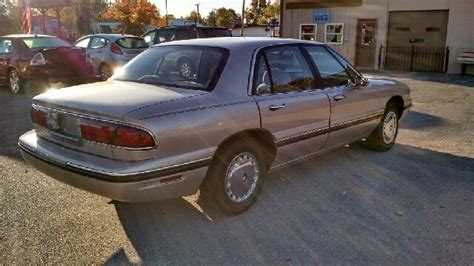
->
[[355, 19, 377, 68], [305, 45, 381, 148], [253, 46, 331, 167]]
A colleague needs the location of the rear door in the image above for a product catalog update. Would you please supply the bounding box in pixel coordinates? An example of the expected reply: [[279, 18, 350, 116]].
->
[[254, 45, 331, 167], [0, 39, 14, 84], [304, 45, 380, 148]]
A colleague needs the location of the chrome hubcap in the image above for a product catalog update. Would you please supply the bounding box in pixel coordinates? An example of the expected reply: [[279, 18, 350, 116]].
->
[[100, 65, 110, 80], [9, 71, 19, 93], [180, 62, 192, 78], [383, 111, 397, 144], [225, 152, 259, 203]]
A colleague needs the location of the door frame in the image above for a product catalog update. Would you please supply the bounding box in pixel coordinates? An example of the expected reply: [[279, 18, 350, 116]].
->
[[355, 18, 378, 69]]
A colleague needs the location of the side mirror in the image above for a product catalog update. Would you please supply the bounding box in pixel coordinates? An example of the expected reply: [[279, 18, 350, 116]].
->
[[256, 83, 271, 94]]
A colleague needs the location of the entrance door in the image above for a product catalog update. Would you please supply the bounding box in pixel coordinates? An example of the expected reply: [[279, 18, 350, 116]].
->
[[355, 19, 377, 68]]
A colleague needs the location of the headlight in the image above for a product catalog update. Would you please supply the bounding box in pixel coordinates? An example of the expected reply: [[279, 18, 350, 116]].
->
[[30, 52, 46, 65]]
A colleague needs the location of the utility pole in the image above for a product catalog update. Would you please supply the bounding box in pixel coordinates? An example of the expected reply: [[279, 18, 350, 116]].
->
[[240, 0, 245, 36], [165, 0, 168, 26], [195, 3, 200, 25]]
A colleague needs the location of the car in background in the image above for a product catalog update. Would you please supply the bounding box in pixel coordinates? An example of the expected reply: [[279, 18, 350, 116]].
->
[[141, 25, 232, 46], [0, 34, 93, 94], [74, 34, 149, 81]]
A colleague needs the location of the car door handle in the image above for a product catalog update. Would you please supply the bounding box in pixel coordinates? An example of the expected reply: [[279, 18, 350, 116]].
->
[[269, 104, 286, 111], [334, 95, 346, 101]]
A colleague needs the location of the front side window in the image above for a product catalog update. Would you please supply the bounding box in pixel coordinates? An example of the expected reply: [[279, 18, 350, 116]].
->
[[0, 40, 13, 53], [325, 23, 344, 44], [157, 29, 177, 43], [258, 46, 315, 94], [305, 45, 350, 88], [143, 31, 156, 45], [113, 46, 228, 91], [22, 37, 71, 49]]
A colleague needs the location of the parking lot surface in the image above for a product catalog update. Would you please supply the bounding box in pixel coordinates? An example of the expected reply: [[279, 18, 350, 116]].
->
[[1, 72, 473, 264]]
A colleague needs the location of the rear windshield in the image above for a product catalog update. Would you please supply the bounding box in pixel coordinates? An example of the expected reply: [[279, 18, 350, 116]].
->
[[22, 37, 71, 49], [201, 28, 232, 38], [113, 46, 228, 91], [115, 37, 149, 49]]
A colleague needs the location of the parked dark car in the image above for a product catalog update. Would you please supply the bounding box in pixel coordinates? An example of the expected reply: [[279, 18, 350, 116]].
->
[[0, 34, 93, 93], [141, 25, 232, 46]]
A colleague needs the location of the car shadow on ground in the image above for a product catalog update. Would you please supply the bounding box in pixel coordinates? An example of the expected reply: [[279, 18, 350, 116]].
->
[[107, 144, 474, 264], [400, 111, 446, 130]]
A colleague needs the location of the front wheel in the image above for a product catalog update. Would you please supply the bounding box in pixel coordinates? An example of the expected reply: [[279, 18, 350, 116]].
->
[[99, 63, 111, 81], [201, 141, 267, 215], [362, 103, 399, 152]]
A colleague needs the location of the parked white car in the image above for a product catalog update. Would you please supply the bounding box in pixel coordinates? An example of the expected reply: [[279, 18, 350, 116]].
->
[[74, 34, 149, 81]]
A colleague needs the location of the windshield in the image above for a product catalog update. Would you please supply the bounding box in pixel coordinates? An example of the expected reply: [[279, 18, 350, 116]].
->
[[116, 37, 149, 49], [113, 46, 228, 91], [22, 37, 71, 49]]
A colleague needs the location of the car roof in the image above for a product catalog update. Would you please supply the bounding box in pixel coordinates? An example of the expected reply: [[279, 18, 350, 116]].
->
[[3, 34, 55, 38], [79, 34, 140, 40], [156, 37, 324, 52]]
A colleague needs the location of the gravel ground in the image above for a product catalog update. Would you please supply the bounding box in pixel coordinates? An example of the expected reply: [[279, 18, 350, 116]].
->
[[0, 72, 473, 264]]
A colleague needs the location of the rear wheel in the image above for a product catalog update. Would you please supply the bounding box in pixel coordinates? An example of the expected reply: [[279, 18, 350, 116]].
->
[[8, 69, 22, 94], [362, 103, 399, 152], [202, 140, 267, 215], [99, 63, 111, 81]]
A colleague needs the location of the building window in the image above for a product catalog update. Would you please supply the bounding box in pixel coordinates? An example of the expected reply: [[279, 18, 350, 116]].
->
[[299, 24, 317, 41], [325, 23, 344, 44]]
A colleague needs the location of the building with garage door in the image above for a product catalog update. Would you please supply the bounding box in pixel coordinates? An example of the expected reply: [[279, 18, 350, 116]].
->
[[280, 0, 474, 74]]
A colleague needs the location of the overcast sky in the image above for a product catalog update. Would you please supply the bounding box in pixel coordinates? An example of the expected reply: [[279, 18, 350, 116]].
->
[[150, 0, 250, 18]]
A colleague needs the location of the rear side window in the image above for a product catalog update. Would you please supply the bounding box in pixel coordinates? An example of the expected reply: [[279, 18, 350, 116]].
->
[[22, 37, 71, 49], [262, 46, 315, 93], [305, 45, 350, 88], [0, 40, 13, 53], [116, 38, 148, 49], [201, 28, 232, 38], [143, 31, 156, 45]]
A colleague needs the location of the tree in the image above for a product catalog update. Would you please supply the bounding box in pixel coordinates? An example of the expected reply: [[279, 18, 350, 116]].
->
[[260, 0, 279, 24], [102, 0, 160, 35], [0, 0, 21, 36], [205, 9, 216, 26], [214, 7, 237, 29], [185, 10, 199, 23], [246, 0, 267, 24]]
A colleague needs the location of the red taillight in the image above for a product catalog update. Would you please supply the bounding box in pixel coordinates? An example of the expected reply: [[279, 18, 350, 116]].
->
[[80, 118, 155, 148], [31, 108, 47, 127], [110, 42, 123, 54], [114, 126, 156, 148]]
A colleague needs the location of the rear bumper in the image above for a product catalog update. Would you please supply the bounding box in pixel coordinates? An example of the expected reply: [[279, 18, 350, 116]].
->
[[18, 132, 209, 202], [23, 64, 94, 83]]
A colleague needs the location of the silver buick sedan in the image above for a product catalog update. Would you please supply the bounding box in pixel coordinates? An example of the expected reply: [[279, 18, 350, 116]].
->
[[19, 38, 411, 215]]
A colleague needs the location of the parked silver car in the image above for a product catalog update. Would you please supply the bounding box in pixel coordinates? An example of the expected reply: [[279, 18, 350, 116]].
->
[[19, 38, 411, 215], [74, 34, 148, 81]]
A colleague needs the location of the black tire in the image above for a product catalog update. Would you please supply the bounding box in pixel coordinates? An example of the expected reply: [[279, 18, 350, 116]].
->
[[362, 103, 399, 152], [8, 69, 22, 94], [201, 140, 268, 215], [99, 63, 111, 81], [177, 57, 194, 78]]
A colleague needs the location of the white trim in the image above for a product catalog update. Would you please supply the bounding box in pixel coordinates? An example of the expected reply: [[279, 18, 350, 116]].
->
[[324, 23, 344, 45], [299, 24, 317, 41]]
